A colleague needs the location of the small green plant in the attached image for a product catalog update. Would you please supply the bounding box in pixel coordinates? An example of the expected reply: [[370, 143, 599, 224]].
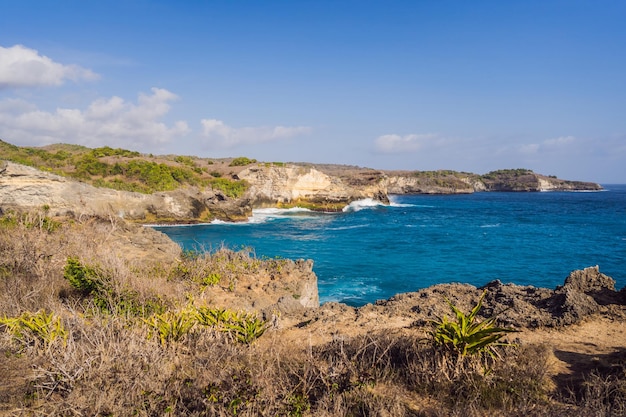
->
[[429, 290, 518, 358], [202, 273, 221, 288], [195, 307, 268, 344], [144, 309, 196, 345], [195, 307, 232, 327], [227, 313, 268, 345], [0, 310, 67, 349], [64, 256, 102, 294], [286, 393, 311, 417]]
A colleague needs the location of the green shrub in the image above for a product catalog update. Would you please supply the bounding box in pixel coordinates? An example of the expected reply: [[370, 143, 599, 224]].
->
[[229, 157, 257, 167], [64, 256, 102, 294], [63, 257, 165, 317], [91, 146, 140, 158], [209, 178, 249, 198], [202, 273, 221, 288], [174, 155, 196, 166]]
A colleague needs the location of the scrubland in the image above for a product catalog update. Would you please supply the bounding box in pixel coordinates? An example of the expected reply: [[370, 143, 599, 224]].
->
[[1, 210, 625, 416]]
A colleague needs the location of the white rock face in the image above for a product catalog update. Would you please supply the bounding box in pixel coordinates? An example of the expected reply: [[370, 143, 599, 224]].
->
[[0, 162, 196, 220], [538, 177, 559, 191], [239, 165, 386, 206]]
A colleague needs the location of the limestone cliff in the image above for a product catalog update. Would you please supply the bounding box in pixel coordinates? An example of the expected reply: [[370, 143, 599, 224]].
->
[[239, 164, 389, 210], [480, 169, 603, 192], [0, 161, 389, 222], [0, 161, 249, 222], [384, 169, 602, 194], [384, 171, 478, 194]]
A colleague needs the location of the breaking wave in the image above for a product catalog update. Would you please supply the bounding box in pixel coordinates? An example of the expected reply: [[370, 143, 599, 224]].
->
[[342, 198, 386, 212]]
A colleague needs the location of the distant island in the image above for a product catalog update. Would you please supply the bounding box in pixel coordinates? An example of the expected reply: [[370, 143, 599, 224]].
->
[[0, 139, 602, 223]]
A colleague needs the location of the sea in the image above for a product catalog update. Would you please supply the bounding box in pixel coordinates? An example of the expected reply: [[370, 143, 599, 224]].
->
[[152, 185, 626, 307]]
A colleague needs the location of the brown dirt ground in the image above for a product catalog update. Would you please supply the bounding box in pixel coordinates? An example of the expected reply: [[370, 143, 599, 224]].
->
[[516, 309, 626, 395]]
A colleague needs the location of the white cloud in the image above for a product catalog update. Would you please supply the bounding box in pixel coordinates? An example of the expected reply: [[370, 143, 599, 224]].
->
[[200, 118, 311, 148], [515, 135, 577, 155], [374, 133, 439, 153], [544, 135, 575, 147], [0, 87, 189, 148], [0, 44, 99, 89], [518, 143, 540, 154]]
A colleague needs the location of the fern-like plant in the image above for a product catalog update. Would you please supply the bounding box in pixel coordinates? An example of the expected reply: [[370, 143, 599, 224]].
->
[[429, 290, 518, 357]]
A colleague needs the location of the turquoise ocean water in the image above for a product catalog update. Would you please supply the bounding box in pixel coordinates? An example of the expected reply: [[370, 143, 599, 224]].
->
[[153, 185, 626, 307]]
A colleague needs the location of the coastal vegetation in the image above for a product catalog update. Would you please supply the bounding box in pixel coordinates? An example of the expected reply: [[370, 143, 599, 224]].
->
[[0, 140, 249, 197], [1, 210, 624, 416]]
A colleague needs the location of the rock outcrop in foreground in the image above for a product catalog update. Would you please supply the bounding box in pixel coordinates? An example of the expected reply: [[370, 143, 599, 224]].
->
[[285, 265, 625, 344]]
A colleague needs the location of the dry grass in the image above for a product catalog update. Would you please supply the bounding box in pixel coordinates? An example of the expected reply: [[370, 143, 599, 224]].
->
[[1, 211, 625, 416]]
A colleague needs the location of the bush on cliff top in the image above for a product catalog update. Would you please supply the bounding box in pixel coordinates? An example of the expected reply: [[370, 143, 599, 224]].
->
[[229, 156, 257, 166]]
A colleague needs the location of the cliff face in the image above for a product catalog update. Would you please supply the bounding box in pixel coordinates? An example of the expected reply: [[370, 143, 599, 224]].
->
[[384, 173, 478, 194], [0, 162, 249, 222], [480, 170, 603, 192], [384, 169, 602, 194], [239, 164, 388, 210], [0, 161, 389, 222]]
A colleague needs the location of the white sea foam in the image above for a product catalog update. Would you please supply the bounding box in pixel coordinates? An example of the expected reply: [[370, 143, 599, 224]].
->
[[388, 196, 433, 208], [319, 282, 382, 304], [253, 207, 313, 215], [327, 224, 369, 231], [210, 219, 247, 225], [479, 223, 501, 228], [248, 206, 317, 223], [342, 198, 386, 212], [144, 222, 212, 228]]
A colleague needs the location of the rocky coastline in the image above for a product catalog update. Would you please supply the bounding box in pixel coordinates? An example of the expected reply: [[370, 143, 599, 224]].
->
[[1, 158, 619, 327], [0, 159, 603, 224]]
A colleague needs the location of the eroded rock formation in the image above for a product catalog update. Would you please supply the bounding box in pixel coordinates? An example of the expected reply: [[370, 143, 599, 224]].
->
[[239, 164, 388, 210]]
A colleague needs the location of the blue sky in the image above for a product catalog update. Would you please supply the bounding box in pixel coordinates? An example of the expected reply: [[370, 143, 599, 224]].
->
[[1, 1, 625, 183]]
